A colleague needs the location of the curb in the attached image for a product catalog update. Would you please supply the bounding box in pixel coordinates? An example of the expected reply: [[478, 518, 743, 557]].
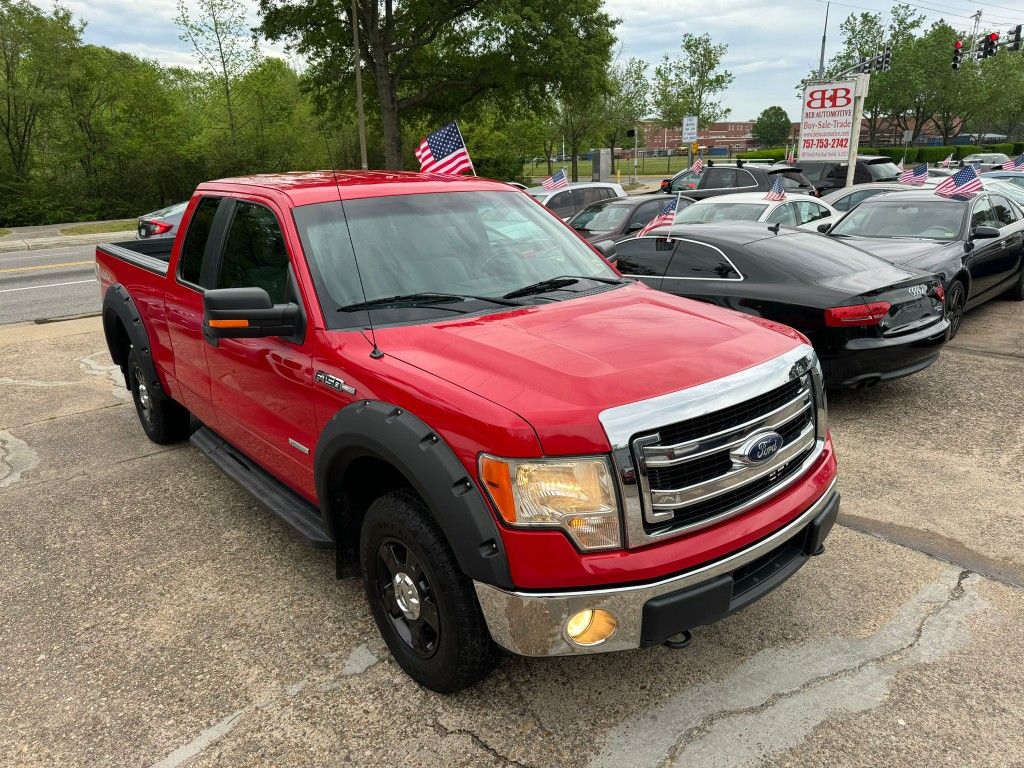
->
[[0, 231, 133, 254]]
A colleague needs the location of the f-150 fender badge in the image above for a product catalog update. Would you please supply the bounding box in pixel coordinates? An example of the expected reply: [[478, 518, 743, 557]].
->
[[315, 370, 356, 395]]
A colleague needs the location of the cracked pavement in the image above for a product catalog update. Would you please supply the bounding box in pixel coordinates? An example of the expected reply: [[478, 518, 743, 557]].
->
[[2, 305, 1024, 768]]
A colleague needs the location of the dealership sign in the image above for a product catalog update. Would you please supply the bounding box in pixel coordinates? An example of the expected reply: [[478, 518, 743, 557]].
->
[[798, 80, 860, 162]]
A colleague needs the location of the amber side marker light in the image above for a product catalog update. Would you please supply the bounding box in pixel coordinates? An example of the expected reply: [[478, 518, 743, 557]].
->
[[208, 319, 249, 329]]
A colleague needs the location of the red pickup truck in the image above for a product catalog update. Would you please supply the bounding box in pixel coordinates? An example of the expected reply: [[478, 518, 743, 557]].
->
[[96, 171, 839, 693]]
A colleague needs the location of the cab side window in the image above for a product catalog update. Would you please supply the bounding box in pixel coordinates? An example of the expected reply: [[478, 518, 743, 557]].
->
[[613, 237, 673, 277], [216, 201, 292, 304], [178, 197, 221, 287]]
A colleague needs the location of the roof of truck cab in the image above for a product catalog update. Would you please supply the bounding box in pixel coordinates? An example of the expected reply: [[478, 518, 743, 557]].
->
[[196, 170, 519, 207]]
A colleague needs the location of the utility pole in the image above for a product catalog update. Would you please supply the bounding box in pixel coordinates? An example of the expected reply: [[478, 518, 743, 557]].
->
[[971, 9, 982, 40], [818, 1, 830, 78], [351, 0, 368, 170]]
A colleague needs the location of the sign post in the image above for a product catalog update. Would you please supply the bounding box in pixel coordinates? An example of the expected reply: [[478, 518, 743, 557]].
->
[[797, 76, 868, 187]]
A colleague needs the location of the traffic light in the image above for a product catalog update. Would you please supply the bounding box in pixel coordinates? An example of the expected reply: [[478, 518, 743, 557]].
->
[[952, 39, 964, 69], [982, 32, 999, 58], [1009, 25, 1022, 52], [881, 43, 892, 71]]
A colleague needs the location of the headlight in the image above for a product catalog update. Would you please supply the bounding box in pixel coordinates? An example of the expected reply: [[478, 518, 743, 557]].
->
[[478, 455, 621, 550]]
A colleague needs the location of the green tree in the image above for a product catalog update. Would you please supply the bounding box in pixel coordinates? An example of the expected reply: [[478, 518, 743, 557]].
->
[[176, 0, 259, 164], [920, 22, 982, 143], [260, 0, 616, 170], [751, 106, 792, 147], [0, 0, 80, 180], [652, 33, 733, 131], [598, 57, 649, 173]]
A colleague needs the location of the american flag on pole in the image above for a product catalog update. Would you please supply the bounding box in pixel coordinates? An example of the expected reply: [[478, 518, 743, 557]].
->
[[764, 176, 786, 202], [786, 149, 796, 165], [415, 122, 474, 175], [899, 163, 928, 186], [941, 153, 954, 168], [638, 197, 680, 237], [542, 168, 569, 190], [934, 165, 983, 198], [1001, 154, 1024, 170], [690, 156, 704, 174]]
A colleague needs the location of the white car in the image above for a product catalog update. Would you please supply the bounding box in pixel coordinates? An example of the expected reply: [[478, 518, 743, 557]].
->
[[671, 192, 839, 231], [526, 181, 626, 219]]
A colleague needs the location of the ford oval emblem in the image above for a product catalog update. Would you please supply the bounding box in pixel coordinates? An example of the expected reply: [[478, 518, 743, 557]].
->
[[736, 431, 785, 465]]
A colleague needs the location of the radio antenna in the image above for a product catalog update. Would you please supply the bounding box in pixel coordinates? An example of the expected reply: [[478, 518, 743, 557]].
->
[[319, 123, 383, 359]]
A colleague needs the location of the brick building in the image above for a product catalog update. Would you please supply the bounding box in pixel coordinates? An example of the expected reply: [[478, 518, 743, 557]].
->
[[638, 120, 801, 154]]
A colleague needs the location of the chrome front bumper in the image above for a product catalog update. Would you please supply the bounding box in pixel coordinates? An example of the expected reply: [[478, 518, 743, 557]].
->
[[474, 480, 838, 657]]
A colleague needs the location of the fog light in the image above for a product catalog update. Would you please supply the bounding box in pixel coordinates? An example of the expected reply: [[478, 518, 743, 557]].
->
[[565, 608, 617, 646]]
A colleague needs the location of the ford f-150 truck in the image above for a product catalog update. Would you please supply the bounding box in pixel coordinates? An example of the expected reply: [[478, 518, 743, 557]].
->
[[96, 171, 839, 693]]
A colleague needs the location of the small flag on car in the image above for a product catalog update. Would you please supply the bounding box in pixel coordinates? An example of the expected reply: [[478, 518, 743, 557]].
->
[[934, 165, 983, 198], [542, 168, 569, 191], [1002, 154, 1024, 170], [898, 163, 928, 186], [415, 121, 474, 175], [786, 150, 796, 165], [638, 197, 680, 237], [763, 176, 786, 202], [690, 156, 704, 174], [941, 153, 954, 168]]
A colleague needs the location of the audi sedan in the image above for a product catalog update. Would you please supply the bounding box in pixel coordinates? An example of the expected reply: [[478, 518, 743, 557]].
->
[[607, 222, 949, 388], [824, 191, 1024, 337]]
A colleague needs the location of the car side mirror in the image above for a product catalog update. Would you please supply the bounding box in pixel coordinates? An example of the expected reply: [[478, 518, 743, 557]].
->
[[203, 287, 299, 341], [971, 225, 1000, 240], [625, 221, 644, 233], [593, 239, 617, 257], [817, 223, 831, 233], [660, 179, 671, 192]]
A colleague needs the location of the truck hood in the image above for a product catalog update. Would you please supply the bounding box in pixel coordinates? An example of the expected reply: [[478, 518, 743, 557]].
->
[[372, 283, 806, 454]]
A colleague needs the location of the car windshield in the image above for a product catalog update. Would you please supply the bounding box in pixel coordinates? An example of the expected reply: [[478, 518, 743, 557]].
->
[[831, 200, 965, 240], [293, 190, 618, 325], [866, 161, 901, 180], [676, 202, 768, 224], [569, 201, 630, 232]]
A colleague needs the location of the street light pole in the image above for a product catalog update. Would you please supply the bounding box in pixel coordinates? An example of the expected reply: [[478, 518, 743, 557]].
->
[[351, 0, 368, 170], [818, 1, 830, 78]]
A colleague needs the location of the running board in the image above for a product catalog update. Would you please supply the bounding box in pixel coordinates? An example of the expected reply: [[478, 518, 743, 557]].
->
[[190, 426, 333, 548]]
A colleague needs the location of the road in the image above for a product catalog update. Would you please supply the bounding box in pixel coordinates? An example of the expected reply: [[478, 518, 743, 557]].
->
[[1, 302, 1023, 767], [0, 244, 100, 325]]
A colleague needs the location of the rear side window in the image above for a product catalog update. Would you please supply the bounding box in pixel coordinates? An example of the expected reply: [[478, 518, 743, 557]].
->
[[178, 197, 220, 286], [990, 195, 1019, 226], [216, 201, 291, 303], [614, 237, 673, 276], [547, 191, 575, 218], [667, 241, 740, 279], [702, 168, 737, 189], [764, 203, 798, 226]]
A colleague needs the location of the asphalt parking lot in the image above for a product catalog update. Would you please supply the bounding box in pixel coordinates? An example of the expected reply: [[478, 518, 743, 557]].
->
[[2, 300, 1023, 767]]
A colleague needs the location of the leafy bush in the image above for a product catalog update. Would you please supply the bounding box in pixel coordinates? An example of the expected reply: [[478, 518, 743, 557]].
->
[[736, 148, 787, 161], [474, 154, 528, 183], [982, 143, 1014, 155]]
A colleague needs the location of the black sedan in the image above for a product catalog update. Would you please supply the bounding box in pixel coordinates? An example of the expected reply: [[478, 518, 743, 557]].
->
[[609, 222, 949, 388], [823, 190, 1024, 337], [566, 195, 695, 252]]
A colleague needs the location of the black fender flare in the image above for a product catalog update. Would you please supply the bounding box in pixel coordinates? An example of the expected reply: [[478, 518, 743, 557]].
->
[[315, 399, 513, 590], [102, 284, 160, 393]]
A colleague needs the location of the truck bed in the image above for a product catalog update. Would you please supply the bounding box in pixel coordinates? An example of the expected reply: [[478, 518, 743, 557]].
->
[[97, 238, 172, 276]]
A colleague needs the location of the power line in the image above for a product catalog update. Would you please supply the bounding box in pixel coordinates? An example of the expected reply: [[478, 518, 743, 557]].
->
[[811, 0, 1018, 28]]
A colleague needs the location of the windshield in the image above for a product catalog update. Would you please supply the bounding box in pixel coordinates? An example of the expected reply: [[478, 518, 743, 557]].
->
[[676, 202, 768, 224], [293, 190, 617, 326], [866, 161, 900, 180], [831, 200, 966, 240], [569, 201, 630, 232]]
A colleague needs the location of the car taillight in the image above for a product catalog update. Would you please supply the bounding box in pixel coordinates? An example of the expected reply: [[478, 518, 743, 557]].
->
[[933, 283, 945, 302], [824, 301, 891, 327], [143, 220, 173, 235]]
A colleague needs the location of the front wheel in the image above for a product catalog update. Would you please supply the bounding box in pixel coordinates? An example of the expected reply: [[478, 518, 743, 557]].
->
[[945, 279, 967, 340], [360, 489, 498, 693]]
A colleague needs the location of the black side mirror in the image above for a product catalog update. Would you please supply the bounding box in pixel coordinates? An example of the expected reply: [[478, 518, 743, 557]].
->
[[593, 239, 617, 257], [660, 179, 671, 192], [203, 287, 299, 342], [817, 223, 831, 233], [971, 225, 1000, 240], [625, 221, 644, 233]]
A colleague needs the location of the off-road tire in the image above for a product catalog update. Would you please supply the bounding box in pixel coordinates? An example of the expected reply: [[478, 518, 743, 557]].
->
[[360, 488, 498, 693], [127, 346, 190, 444]]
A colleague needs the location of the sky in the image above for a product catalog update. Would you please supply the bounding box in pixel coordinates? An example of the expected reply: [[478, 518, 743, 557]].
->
[[62, 0, 1019, 121]]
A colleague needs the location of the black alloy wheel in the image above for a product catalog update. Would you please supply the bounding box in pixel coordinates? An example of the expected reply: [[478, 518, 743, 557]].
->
[[946, 280, 967, 339], [374, 537, 441, 658]]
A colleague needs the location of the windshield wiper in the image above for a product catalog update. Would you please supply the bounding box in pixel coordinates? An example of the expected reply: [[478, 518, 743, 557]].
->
[[502, 274, 623, 300], [339, 292, 521, 312]]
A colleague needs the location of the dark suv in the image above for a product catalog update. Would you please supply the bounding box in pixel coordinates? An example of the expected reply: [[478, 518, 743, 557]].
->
[[659, 162, 816, 200], [799, 156, 901, 194]]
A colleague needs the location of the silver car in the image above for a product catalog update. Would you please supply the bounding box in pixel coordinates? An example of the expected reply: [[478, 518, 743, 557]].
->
[[137, 201, 188, 239], [821, 181, 936, 213], [526, 181, 626, 220]]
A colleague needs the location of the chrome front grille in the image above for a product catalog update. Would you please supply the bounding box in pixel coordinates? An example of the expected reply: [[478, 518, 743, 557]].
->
[[599, 345, 828, 548]]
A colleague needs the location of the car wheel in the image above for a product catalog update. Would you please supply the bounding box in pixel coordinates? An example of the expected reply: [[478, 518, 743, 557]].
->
[[360, 488, 498, 693], [127, 346, 191, 444], [945, 279, 967, 339]]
